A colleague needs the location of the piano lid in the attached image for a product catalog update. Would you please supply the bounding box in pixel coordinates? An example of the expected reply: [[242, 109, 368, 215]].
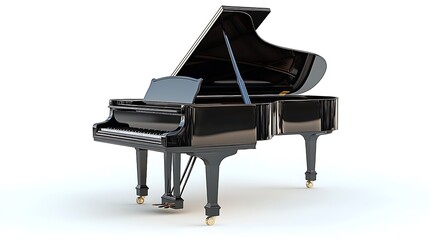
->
[[172, 6, 327, 96]]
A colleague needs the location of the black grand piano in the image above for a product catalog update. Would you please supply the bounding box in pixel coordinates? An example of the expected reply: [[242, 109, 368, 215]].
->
[[93, 6, 338, 225]]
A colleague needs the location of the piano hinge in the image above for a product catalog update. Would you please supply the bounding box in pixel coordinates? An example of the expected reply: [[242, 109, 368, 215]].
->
[[279, 91, 290, 96]]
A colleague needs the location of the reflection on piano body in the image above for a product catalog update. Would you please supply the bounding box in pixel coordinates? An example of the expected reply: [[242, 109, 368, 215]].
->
[[93, 6, 338, 225]]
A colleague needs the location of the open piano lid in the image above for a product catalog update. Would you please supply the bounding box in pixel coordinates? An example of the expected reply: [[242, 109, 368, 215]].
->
[[172, 6, 327, 96]]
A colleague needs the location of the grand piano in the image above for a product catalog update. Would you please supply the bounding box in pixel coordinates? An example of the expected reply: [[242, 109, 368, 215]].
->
[[93, 6, 338, 225]]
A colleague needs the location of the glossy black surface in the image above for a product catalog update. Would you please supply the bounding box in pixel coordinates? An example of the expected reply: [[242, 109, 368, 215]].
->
[[95, 96, 337, 143], [190, 104, 256, 146], [194, 95, 337, 139], [93, 101, 257, 149], [173, 6, 327, 96]]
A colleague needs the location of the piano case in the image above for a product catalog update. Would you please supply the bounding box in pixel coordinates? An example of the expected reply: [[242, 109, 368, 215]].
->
[[93, 5, 338, 225]]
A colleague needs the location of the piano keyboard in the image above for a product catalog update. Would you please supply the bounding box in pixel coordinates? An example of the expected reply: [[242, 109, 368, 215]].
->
[[98, 127, 167, 143]]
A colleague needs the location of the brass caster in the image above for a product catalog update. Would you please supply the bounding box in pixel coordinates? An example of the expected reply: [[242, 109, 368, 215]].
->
[[306, 181, 314, 188], [136, 196, 145, 204], [205, 216, 216, 226]]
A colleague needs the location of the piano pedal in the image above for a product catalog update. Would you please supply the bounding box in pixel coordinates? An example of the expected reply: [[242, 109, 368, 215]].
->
[[152, 203, 175, 209]]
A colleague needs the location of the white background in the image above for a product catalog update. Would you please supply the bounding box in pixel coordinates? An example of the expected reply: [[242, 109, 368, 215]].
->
[[1, 0, 428, 239]]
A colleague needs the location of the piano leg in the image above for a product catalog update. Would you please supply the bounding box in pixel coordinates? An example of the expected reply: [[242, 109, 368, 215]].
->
[[196, 150, 237, 224], [135, 148, 149, 204], [164, 152, 172, 195], [161, 152, 184, 209], [302, 132, 327, 188]]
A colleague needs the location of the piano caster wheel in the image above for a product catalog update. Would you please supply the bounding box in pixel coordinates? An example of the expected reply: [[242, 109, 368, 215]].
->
[[205, 216, 216, 226], [306, 181, 314, 188], [136, 196, 145, 204]]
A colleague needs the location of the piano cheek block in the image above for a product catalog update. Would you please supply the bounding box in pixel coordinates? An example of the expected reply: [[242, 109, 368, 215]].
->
[[190, 105, 257, 147]]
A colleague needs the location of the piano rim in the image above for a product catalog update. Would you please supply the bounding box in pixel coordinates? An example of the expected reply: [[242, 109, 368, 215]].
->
[[109, 95, 338, 107]]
